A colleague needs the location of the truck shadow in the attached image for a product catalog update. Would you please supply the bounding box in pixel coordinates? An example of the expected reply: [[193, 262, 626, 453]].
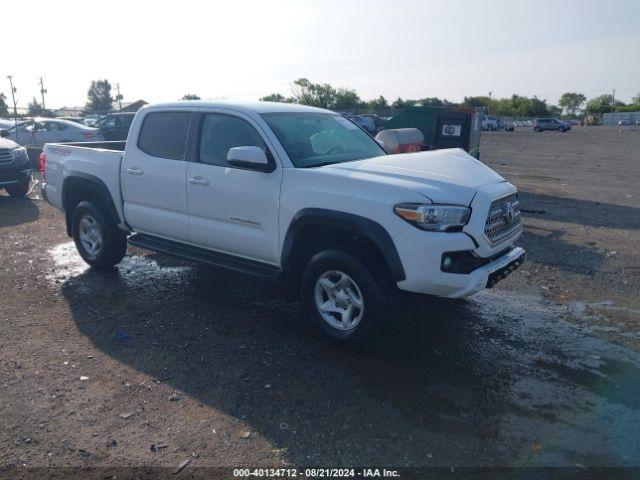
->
[[517, 225, 604, 275], [518, 191, 640, 230], [58, 251, 640, 466], [0, 194, 40, 228]]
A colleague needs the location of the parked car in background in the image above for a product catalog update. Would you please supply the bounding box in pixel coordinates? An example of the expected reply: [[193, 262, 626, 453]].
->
[[0, 118, 102, 147], [618, 119, 634, 126], [0, 136, 32, 197], [533, 118, 571, 132], [42, 101, 525, 341], [97, 112, 135, 141], [359, 114, 387, 133], [343, 114, 376, 134], [482, 115, 500, 131]]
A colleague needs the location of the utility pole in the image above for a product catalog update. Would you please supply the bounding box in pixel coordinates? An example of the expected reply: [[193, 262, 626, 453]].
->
[[487, 91, 492, 114], [115, 83, 123, 110], [39, 77, 47, 113], [610, 88, 616, 124], [6, 75, 18, 131]]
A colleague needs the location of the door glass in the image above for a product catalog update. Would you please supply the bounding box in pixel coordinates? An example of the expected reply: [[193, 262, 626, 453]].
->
[[199, 114, 268, 167], [138, 112, 191, 160]]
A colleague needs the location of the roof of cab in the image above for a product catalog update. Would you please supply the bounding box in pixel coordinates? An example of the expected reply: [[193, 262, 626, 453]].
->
[[144, 100, 334, 115]]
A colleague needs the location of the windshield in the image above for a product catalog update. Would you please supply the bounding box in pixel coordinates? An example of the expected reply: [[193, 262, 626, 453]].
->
[[7, 121, 32, 132], [261, 112, 386, 168]]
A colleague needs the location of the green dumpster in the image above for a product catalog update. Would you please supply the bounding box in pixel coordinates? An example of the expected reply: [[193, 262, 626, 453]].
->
[[383, 106, 482, 159]]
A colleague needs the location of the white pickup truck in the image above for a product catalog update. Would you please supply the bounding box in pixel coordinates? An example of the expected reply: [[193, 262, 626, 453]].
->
[[42, 101, 524, 340]]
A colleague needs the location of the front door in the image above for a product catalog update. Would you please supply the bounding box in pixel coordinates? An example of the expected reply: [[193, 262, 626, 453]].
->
[[121, 109, 192, 241], [186, 111, 282, 265]]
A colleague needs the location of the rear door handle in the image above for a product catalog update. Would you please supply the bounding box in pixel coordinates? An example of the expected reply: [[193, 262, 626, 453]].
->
[[188, 176, 210, 186], [126, 167, 144, 175]]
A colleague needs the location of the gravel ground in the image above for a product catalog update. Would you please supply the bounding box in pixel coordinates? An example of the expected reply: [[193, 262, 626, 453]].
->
[[1, 127, 639, 477], [482, 126, 640, 348]]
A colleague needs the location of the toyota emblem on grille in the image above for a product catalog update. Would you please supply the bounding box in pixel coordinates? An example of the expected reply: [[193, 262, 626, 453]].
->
[[501, 202, 515, 224]]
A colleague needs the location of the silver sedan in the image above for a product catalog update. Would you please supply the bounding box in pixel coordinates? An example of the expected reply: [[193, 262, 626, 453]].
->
[[0, 118, 103, 147]]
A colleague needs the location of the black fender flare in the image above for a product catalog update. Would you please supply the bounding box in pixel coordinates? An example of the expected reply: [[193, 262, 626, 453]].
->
[[281, 208, 406, 282], [61, 172, 123, 235]]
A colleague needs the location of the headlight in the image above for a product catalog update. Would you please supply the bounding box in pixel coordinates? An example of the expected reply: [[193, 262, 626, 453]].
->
[[394, 203, 471, 232], [12, 147, 28, 162]]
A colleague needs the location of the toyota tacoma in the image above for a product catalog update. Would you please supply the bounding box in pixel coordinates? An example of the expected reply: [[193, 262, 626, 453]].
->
[[42, 101, 524, 340]]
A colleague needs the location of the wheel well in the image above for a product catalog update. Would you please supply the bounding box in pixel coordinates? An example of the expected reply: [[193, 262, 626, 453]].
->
[[283, 224, 395, 302], [62, 178, 117, 237]]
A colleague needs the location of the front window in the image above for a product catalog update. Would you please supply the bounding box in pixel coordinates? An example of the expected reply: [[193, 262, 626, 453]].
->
[[198, 113, 269, 167], [261, 112, 386, 168]]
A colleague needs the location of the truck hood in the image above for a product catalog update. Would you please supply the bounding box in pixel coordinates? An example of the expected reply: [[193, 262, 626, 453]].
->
[[323, 148, 505, 205]]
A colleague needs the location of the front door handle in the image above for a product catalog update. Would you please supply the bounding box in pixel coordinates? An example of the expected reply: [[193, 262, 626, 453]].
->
[[126, 167, 144, 176], [188, 176, 210, 186]]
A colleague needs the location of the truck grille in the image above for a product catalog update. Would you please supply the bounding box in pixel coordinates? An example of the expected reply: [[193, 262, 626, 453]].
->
[[484, 193, 522, 244], [0, 149, 13, 165]]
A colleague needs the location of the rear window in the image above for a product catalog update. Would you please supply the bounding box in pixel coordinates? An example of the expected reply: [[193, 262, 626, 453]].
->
[[138, 111, 191, 160]]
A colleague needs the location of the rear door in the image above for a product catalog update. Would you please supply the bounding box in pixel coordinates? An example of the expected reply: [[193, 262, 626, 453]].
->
[[186, 110, 282, 264], [435, 111, 470, 151], [121, 109, 193, 241]]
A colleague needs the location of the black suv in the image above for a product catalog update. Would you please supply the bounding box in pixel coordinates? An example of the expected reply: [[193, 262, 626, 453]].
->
[[0, 137, 32, 197], [98, 112, 135, 141]]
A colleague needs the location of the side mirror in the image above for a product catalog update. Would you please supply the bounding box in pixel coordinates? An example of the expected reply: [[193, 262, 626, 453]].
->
[[0, 129, 8, 138], [227, 146, 274, 172]]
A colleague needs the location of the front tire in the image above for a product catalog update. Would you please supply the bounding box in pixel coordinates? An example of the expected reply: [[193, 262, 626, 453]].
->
[[71, 201, 127, 270], [301, 249, 388, 341], [6, 176, 31, 198], [558, 126, 565, 132]]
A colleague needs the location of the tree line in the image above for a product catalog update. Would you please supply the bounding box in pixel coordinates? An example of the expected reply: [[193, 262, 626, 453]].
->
[[1, 78, 638, 118], [260, 78, 640, 118]]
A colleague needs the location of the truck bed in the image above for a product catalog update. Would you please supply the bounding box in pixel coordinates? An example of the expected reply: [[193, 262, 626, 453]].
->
[[43, 141, 127, 223]]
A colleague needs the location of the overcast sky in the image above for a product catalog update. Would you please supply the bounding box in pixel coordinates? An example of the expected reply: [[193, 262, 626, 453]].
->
[[2, 0, 639, 109]]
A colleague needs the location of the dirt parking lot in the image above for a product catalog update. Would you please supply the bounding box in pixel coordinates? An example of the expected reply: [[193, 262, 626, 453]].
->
[[1, 127, 639, 476]]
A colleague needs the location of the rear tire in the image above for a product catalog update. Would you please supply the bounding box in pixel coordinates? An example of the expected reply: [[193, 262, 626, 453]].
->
[[6, 176, 31, 198], [533, 126, 542, 132], [71, 200, 127, 270], [301, 249, 389, 341]]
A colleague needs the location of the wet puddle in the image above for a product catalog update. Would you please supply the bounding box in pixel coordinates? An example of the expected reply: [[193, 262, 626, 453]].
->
[[47, 241, 192, 287]]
